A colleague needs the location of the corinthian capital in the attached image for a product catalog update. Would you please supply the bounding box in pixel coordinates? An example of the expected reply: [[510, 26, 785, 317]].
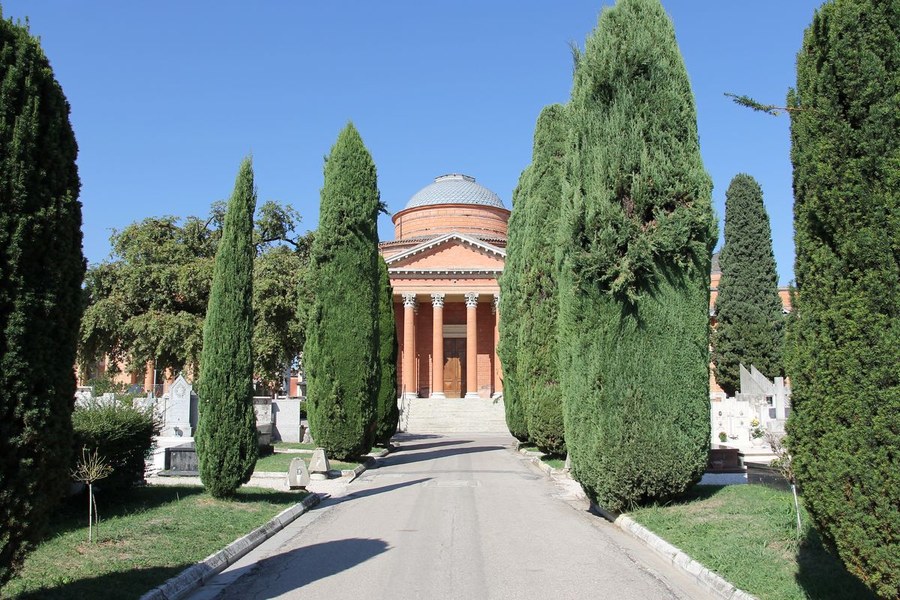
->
[[465, 292, 479, 309]]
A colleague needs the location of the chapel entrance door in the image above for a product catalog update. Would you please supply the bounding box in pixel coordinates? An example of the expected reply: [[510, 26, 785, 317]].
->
[[443, 338, 466, 398]]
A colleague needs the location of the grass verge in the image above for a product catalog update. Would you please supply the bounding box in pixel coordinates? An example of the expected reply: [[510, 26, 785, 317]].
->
[[628, 485, 873, 600], [541, 456, 566, 470], [273, 442, 317, 451], [1, 486, 304, 600], [254, 452, 360, 473]]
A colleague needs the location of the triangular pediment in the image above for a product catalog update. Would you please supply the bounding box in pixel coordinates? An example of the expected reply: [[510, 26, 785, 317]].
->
[[386, 233, 505, 272]]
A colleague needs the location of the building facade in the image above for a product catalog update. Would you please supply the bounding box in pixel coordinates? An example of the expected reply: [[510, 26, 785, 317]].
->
[[379, 174, 508, 400]]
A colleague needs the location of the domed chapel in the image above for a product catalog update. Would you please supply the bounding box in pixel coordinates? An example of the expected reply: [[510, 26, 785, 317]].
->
[[379, 174, 509, 400]]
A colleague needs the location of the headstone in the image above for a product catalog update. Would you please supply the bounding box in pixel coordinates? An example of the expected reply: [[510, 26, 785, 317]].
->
[[301, 420, 313, 444], [309, 448, 331, 480], [254, 397, 273, 446], [75, 387, 94, 407], [287, 457, 310, 489], [164, 443, 198, 472], [162, 375, 193, 437]]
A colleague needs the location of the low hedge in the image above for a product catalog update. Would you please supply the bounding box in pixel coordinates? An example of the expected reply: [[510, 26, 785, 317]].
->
[[72, 401, 158, 493]]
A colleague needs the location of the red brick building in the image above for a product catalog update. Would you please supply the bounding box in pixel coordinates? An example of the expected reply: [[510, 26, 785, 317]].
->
[[380, 174, 508, 399]]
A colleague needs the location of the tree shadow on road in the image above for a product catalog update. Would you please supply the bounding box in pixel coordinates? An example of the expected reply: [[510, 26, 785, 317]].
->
[[392, 438, 474, 452], [377, 444, 506, 467], [219, 538, 390, 598]]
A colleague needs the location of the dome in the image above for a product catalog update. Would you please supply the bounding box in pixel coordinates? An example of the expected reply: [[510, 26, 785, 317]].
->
[[405, 174, 505, 210]]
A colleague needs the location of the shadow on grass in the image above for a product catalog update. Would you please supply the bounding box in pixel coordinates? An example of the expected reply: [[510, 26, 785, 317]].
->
[[51, 486, 300, 538], [794, 527, 875, 600], [8, 564, 193, 600]]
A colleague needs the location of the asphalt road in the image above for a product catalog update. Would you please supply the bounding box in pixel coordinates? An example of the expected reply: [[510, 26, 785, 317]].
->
[[189, 434, 714, 600]]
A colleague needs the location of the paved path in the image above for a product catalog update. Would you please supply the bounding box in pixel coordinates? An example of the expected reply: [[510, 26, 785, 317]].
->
[[189, 434, 714, 600]]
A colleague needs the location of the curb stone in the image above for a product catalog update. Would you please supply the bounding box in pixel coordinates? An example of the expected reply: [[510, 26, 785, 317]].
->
[[138, 493, 321, 600], [514, 446, 757, 600], [590, 503, 759, 600], [517, 447, 564, 478], [340, 447, 389, 481]]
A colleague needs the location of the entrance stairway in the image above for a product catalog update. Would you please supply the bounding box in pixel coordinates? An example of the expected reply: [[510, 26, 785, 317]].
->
[[400, 396, 510, 434]]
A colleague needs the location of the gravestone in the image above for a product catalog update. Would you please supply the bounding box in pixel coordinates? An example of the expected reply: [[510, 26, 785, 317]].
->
[[309, 448, 331, 480], [254, 397, 273, 446], [75, 387, 93, 407], [164, 443, 198, 473], [162, 375, 193, 437], [287, 457, 310, 489]]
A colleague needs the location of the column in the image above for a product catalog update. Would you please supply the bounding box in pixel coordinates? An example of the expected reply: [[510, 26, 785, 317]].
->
[[431, 293, 445, 399], [493, 294, 501, 395], [465, 292, 479, 398], [402, 293, 417, 399]]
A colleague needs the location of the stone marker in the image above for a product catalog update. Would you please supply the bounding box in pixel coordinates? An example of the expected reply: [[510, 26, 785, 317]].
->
[[163, 375, 193, 437], [254, 397, 273, 446], [287, 457, 310, 489], [309, 448, 331, 480]]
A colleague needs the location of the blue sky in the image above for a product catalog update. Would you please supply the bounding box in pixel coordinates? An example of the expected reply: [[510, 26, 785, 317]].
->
[[4, 1, 823, 284]]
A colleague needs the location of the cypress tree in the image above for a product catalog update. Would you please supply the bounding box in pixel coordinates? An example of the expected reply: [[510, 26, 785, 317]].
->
[[497, 168, 531, 441], [558, 0, 717, 511], [195, 157, 257, 499], [712, 174, 784, 396], [0, 14, 83, 584], [786, 1, 899, 595], [304, 123, 380, 460], [374, 256, 399, 446], [519, 104, 567, 455]]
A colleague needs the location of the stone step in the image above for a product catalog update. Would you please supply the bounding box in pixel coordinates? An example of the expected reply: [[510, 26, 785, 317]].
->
[[400, 397, 509, 434]]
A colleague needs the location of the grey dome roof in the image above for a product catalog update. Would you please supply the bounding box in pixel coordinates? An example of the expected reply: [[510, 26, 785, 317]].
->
[[405, 174, 505, 210]]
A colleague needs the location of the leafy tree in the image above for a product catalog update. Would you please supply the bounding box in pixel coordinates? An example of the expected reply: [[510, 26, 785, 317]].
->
[[195, 157, 258, 498], [519, 104, 568, 455], [497, 167, 531, 441], [786, 1, 900, 595], [558, 0, 717, 511], [0, 13, 83, 584], [304, 123, 381, 460], [374, 257, 398, 446], [79, 201, 311, 389], [712, 174, 784, 396]]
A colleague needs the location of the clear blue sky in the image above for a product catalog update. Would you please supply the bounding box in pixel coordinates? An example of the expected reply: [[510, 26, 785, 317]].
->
[[4, 1, 823, 284]]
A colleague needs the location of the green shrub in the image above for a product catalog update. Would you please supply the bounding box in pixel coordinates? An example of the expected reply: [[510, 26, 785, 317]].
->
[[0, 14, 83, 585], [786, 0, 900, 595], [72, 402, 158, 494], [558, 0, 716, 511], [304, 123, 381, 460], [519, 104, 568, 456], [497, 168, 531, 442]]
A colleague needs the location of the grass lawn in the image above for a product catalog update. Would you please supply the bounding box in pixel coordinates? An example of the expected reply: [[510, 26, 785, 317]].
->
[[253, 453, 360, 473], [629, 485, 874, 600], [541, 456, 566, 470], [1, 486, 304, 600], [272, 442, 317, 451]]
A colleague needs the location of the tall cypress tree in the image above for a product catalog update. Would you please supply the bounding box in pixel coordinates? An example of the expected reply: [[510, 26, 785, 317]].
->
[[712, 174, 784, 396], [519, 104, 567, 455], [374, 256, 398, 446], [558, 0, 717, 511], [304, 123, 380, 460], [195, 157, 257, 499], [497, 168, 531, 441], [0, 15, 83, 584], [786, 1, 899, 595]]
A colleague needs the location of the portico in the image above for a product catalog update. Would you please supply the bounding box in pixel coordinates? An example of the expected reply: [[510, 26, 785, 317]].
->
[[395, 291, 501, 400], [379, 174, 509, 400]]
